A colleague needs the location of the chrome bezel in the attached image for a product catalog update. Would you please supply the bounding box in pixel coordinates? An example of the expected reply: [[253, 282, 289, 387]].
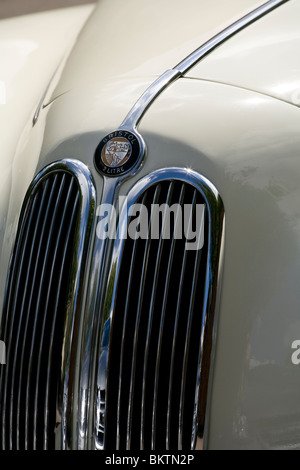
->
[[93, 168, 225, 450], [94, 129, 146, 178]]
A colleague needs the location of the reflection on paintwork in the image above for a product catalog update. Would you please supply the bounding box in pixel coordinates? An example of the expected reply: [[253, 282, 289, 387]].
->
[[0, 40, 38, 102], [187, 0, 300, 107]]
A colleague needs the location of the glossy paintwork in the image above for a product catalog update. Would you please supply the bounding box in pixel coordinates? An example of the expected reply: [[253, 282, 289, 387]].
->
[[49, 0, 265, 101], [186, 0, 300, 108], [0, 5, 94, 165]]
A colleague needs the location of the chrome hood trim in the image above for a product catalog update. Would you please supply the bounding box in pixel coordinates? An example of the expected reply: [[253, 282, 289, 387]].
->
[[121, 0, 289, 132], [49, 0, 283, 103]]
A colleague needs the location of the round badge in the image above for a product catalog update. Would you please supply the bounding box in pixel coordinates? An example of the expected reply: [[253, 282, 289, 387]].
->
[[94, 130, 143, 176]]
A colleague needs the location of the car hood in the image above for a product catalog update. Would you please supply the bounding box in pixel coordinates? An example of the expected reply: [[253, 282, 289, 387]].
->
[[186, 0, 300, 108], [48, 0, 267, 103]]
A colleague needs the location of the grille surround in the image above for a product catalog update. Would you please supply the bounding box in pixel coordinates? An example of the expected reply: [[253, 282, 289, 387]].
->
[[0, 160, 96, 450], [0, 163, 223, 450], [94, 168, 225, 450]]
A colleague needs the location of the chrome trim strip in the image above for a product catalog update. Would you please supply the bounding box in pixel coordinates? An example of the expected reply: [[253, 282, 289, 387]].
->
[[175, 0, 289, 74], [33, 86, 50, 127], [95, 168, 225, 450], [77, 176, 122, 450], [121, 0, 289, 132], [120, 70, 180, 131], [32, 65, 61, 127]]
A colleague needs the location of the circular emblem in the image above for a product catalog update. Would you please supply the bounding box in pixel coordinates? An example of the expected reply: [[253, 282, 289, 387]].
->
[[94, 130, 143, 176]]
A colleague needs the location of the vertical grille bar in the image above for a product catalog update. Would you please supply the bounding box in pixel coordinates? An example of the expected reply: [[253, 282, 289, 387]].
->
[[178, 194, 205, 449], [43, 191, 79, 449], [24, 175, 62, 449], [31, 174, 68, 448], [32, 178, 78, 448], [140, 181, 174, 450], [116, 192, 147, 450], [151, 183, 186, 450], [1, 191, 42, 449], [166, 189, 197, 449], [99, 168, 224, 450], [10, 177, 54, 450], [126, 185, 161, 449], [0, 160, 96, 450]]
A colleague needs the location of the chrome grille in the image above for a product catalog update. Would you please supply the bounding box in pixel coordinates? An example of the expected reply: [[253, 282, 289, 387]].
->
[[0, 160, 95, 450], [96, 169, 224, 450]]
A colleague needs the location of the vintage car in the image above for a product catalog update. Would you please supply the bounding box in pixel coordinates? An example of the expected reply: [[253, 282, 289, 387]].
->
[[0, 0, 299, 451]]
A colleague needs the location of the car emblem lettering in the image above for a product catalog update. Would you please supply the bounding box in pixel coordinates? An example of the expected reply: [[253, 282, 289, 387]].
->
[[94, 130, 144, 177]]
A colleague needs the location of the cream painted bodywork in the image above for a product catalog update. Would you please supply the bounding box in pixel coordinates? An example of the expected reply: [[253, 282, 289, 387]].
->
[[1, 0, 300, 450], [186, 0, 300, 108], [48, 0, 267, 102], [0, 5, 94, 306]]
